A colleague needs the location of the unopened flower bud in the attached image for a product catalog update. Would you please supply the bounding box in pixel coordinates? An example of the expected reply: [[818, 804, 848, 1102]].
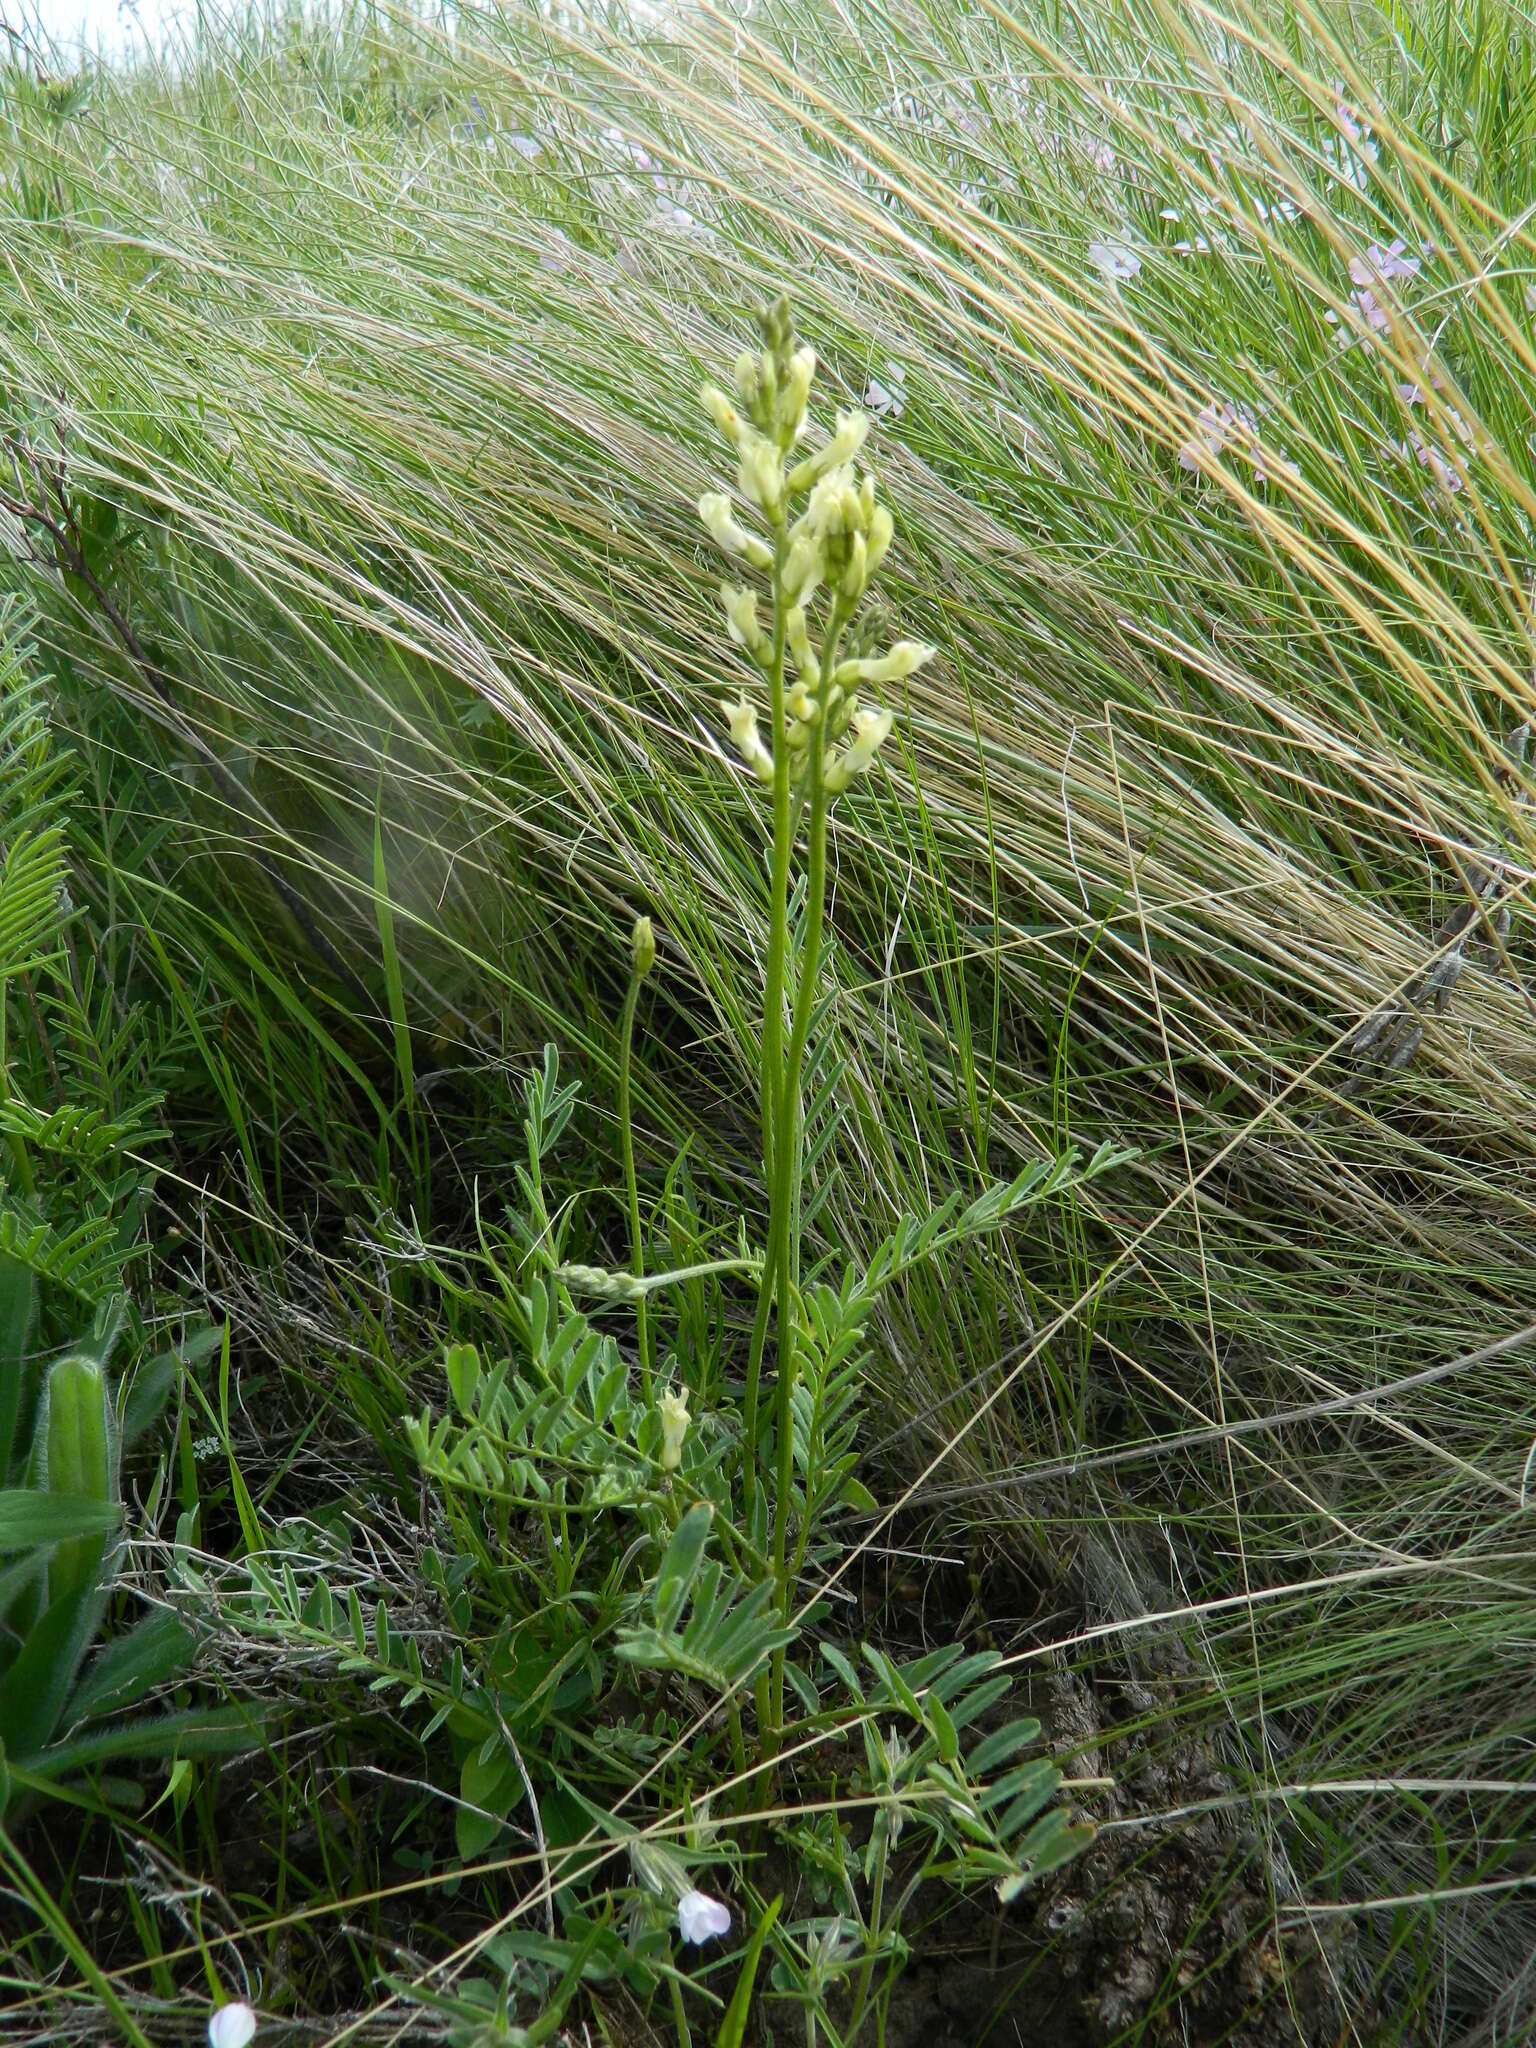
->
[[631, 915, 655, 978], [865, 503, 894, 577], [737, 433, 785, 517], [701, 383, 744, 448], [657, 1385, 690, 1472], [775, 344, 817, 443], [785, 604, 816, 680], [841, 530, 868, 598]]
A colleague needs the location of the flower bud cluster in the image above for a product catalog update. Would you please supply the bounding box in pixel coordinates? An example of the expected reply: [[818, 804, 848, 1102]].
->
[[696, 298, 934, 800]]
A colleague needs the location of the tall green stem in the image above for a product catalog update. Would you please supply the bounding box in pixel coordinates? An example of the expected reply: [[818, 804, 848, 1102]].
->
[[766, 673, 835, 1739], [741, 515, 790, 1473]]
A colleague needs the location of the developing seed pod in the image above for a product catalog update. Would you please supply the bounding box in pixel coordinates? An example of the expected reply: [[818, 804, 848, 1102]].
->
[[38, 1353, 120, 1606]]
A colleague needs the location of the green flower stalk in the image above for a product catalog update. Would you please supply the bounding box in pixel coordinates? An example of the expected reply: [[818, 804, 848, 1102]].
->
[[619, 914, 656, 1400], [697, 297, 934, 1738]]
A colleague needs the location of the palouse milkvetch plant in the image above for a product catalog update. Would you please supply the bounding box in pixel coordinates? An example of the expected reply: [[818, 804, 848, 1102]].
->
[[695, 296, 932, 1732]]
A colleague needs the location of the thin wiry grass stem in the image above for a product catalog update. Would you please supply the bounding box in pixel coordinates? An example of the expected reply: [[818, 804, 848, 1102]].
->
[[618, 959, 652, 1401]]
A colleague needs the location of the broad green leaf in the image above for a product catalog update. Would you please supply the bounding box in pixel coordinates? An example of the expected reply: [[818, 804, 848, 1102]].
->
[[457, 1744, 519, 1862], [0, 1578, 102, 1757], [63, 1609, 195, 1723], [654, 1501, 712, 1636], [15, 1703, 267, 1778], [0, 1490, 119, 1551], [969, 1716, 1044, 1777]]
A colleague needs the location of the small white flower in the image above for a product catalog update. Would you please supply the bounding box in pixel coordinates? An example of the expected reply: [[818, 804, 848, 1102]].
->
[[208, 2005, 258, 2048], [1178, 400, 1230, 471], [1079, 132, 1116, 176], [677, 1889, 731, 1943], [1404, 429, 1464, 494], [1352, 236, 1419, 282], [1178, 400, 1295, 484], [538, 226, 572, 274], [1088, 238, 1140, 283], [655, 197, 700, 233], [864, 362, 906, 419]]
